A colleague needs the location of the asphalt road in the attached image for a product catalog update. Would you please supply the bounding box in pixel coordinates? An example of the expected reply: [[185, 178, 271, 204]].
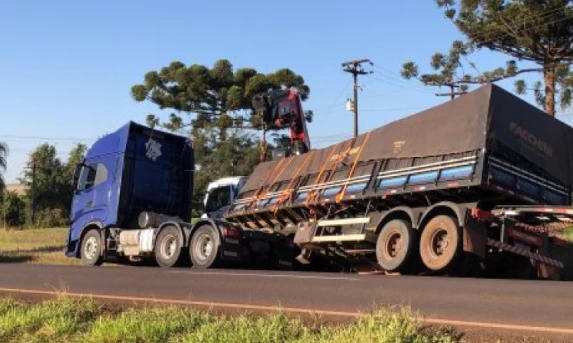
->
[[1, 264, 572, 335]]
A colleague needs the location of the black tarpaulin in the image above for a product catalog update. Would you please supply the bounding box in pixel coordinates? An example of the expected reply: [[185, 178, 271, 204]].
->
[[240, 84, 573, 195]]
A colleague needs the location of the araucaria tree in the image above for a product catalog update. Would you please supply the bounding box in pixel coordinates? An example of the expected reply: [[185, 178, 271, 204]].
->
[[407, 0, 573, 116], [131, 59, 309, 137], [131, 60, 311, 214]]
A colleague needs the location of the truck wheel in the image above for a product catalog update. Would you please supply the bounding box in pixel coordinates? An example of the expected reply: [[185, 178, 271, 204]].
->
[[190, 226, 220, 269], [154, 226, 183, 268], [80, 229, 104, 266], [376, 220, 416, 273], [419, 215, 462, 272]]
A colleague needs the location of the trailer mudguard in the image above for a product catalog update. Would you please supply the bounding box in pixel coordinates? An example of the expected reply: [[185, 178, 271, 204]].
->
[[375, 206, 421, 231]]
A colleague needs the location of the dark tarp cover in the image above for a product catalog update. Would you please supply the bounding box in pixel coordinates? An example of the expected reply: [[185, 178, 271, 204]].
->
[[240, 84, 573, 195]]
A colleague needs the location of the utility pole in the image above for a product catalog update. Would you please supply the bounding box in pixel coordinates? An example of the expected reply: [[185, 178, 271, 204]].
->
[[260, 123, 267, 162], [342, 59, 373, 138], [30, 161, 36, 227]]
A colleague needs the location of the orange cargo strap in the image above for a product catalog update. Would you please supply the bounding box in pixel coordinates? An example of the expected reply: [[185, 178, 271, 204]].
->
[[246, 157, 287, 211], [336, 131, 372, 203], [305, 139, 352, 207], [303, 143, 339, 207], [272, 150, 315, 213], [250, 155, 296, 211]]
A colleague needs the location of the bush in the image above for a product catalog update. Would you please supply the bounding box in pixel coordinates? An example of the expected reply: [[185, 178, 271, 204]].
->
[[35, 207, 68, 228], [1, 191, 26, 228]]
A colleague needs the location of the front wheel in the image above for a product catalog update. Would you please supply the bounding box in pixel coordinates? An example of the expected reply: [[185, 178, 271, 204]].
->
[[190, 226, 220, 269], [80, 229, 104, 266]]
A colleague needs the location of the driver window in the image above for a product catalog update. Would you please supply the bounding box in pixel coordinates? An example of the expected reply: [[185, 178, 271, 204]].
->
[[94, 163, 108, 186], [206, 186, 232, 212], [77, 163, 108, 191]]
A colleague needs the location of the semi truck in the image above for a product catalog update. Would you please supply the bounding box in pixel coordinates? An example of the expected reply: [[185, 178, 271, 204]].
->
[[66, 84, 571, 279]]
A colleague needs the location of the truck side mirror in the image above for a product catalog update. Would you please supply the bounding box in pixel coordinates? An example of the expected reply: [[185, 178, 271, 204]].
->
[[72, 164, 83, 191]]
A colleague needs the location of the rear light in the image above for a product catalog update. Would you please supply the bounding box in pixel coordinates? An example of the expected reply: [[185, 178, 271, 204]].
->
[[222, 227, 241, 239], [471, 208, 494, 222]]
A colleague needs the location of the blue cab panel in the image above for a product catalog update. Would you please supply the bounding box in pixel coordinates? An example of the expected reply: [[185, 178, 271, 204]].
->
[[66, 122, 194, 256]]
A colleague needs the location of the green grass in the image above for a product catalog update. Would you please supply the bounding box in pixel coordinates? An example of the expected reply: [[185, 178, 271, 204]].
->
[[559, 226, 573, 243], [0, 228, 77, 265], [0, 298, 460, 343]]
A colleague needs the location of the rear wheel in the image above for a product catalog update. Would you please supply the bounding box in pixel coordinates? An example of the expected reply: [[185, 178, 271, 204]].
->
[[80, 229, 104, 266], [190, 226, 220, 269], [419, 215, 462, 272], [376, 219, 416, 273], [155, 226, 183, 268]]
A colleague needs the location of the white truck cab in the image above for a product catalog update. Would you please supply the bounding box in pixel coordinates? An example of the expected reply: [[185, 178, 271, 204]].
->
[[202, 176, 248, 219]]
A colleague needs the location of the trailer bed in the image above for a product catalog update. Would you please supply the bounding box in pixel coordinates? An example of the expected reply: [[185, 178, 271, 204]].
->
[[226, 85, 573, 227]]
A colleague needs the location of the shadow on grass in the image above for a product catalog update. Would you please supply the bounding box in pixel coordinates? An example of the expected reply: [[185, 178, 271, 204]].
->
[[0, 255, 34, 263], [10, 246, 64, 254]]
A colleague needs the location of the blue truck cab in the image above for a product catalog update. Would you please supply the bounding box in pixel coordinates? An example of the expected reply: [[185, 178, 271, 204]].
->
[[67, 122, 256, 267]]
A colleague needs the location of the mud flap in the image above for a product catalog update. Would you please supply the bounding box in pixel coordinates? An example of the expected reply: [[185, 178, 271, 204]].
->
[[463, 216, 487, 259], [221, 237, 242, 262]]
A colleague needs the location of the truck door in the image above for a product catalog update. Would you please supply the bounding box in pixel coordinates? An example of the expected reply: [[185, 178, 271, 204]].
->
[[70, 157, 113, 232]]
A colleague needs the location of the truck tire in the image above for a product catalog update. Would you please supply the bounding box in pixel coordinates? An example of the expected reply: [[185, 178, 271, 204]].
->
[[376, 219, 416, 273], [80, 229, 104, 266], [190, 226, 220, 269], [154, 226, 183, 268], [419, 215, 462, 272]]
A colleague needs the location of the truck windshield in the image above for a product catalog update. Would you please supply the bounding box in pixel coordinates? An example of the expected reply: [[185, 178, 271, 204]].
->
[[205, 185, 232, 213]]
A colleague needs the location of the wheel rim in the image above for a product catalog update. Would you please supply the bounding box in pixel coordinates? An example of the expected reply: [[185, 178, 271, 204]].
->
[[384, 232, 402, 259], [429, 228, 450, 259], [84, 236, 99, 261], [160, 234, 178, 260], [195, 233, 213, 261]]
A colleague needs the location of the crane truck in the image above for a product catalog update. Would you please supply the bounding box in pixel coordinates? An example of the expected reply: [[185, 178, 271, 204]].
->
[[67, 84, 571, 279]]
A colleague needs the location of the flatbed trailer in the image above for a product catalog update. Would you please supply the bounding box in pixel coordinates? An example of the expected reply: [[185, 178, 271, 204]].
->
[[224, 84, 573, 278]]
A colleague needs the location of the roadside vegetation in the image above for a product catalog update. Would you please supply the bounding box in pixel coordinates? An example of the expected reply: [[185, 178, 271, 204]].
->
[[0, 228, 75, 265], [0, 297, 459, 343], [560, 227, 573, 243]]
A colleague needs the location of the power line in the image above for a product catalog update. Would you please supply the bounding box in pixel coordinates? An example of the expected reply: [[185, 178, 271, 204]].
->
[[0, 135, 95, 142]]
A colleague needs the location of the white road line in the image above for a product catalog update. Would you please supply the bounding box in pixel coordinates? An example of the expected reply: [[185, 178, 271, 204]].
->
[[166, 270, 358, 281], [0, 287, 572, 335]]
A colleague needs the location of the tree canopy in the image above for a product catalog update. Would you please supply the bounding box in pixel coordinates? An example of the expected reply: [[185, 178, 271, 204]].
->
[[404, 0, 573, 116], [20, 143, 86, 227], [131, 59, 310, 138]]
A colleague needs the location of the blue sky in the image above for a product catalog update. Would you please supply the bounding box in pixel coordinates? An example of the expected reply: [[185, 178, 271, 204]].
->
[[0, 0, 549, 183]]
